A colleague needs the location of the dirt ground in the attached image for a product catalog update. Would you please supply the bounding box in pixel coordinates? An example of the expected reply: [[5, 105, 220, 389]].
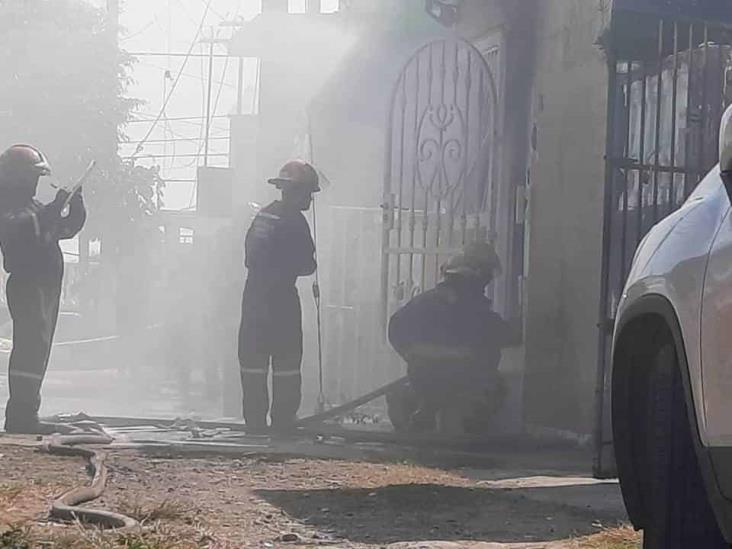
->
[[0, 440, 640, 548]]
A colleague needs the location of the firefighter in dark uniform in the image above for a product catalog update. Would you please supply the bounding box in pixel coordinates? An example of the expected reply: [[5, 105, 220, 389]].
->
[[388, 242, 511, 433], [238, 160, 319, 434], [0, 145, 87, 434]]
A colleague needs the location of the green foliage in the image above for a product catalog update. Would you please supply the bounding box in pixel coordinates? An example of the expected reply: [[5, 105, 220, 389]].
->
[[0, 0, 160, 241], [94, 161, 166, 248], [0, 523, 207, 549], [0, 526, 31, 549]]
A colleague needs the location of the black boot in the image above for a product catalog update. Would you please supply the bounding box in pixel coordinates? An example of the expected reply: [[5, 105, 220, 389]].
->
[[244, 421, 269, 436], [270, 420, 297, 437], [4, 418, 75, 435]]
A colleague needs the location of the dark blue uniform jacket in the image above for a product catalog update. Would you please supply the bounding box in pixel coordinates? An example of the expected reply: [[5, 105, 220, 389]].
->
[[239, 201, 316, 356], [388, 282, 510, 375]]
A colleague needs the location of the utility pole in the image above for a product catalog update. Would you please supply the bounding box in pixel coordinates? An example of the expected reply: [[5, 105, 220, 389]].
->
[[204, 26, 215, 167], [237, 56, 244, 116]]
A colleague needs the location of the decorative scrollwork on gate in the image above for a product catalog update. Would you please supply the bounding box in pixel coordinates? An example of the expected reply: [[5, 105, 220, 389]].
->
[[417, 103, 467, 201], [381, 37, 499, 326]]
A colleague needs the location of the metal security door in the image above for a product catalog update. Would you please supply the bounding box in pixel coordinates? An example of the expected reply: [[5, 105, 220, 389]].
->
[[595, 15, 732, 477], [381, 38, 499, 324]]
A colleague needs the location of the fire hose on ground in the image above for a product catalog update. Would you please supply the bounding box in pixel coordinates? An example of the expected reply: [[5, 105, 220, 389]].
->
[[39, 431, 139, 530], [31, 381, 403, 533], [21, 374, 531, 534], [295, 376, 408, 427]]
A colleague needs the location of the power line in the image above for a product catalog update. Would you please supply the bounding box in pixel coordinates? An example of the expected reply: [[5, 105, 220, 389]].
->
[[204, 27, 232, 165], [127, 114, 230, 136], [174, 0, 211, 28], [129, 51, 233, 58], [126, 117, 230, 140], [182, 39, 235, 176], [136, 60, 237, 89], [123, 130, 230, 143], [163, 1, 176, 173], [184, 49, 229, 179], [120, 20, 157, 43], [128, 114, 229, 122], [176, 41, 208, 207], [198, 0, 229, 22], [125, 4, 242, 201], [120, 136, 230, 145], [132, 0, 215, 159], [204, 26, 216, 166], [124, 152, 228, 160], [185, 40, 209, 177], [187, 3, 241, 206]]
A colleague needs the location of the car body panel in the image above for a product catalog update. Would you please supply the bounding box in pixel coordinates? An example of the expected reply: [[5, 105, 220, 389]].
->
[[701, 206, 732, 445], [615, 168, 730, 446]]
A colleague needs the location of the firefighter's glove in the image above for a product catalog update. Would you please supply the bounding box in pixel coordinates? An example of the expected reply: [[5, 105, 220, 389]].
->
[[48, 188, 72, 214]]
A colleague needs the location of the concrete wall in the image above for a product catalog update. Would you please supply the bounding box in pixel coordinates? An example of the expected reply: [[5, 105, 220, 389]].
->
[[522, 0, 611, 436], [227, 0, 613, 433]]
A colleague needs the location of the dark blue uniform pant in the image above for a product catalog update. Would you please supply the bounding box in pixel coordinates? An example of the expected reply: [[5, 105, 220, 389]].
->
[[239, 285, 303, 430], [4, 273, 62, 431], [240, 352, 302, 430], [407, 362, 494, 432]]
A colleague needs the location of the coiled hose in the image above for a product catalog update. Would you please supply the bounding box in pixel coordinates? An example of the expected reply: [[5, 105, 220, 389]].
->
[[40, 433, 138, 529]]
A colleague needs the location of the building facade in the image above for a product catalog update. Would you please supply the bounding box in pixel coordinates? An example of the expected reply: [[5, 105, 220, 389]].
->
[[227, 0, 732, 470]]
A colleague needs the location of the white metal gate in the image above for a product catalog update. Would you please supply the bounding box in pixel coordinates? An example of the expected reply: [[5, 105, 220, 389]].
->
[[381, 38, 499, 323]]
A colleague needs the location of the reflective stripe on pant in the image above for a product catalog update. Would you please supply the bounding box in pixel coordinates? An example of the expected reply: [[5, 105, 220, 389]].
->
[[271, 355, 301, 427], [240, 356, 269, 430], [4, 274, 62, 431], [240, 352, 302, 428]]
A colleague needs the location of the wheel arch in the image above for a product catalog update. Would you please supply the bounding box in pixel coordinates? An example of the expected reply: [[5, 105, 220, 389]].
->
[[612, 294, 732, 540]]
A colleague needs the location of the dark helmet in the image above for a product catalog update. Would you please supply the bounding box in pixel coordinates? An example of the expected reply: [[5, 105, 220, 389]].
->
[[268, 160, 320, 193], [442, 241, 502, 284], [0, 144, 52, 184]]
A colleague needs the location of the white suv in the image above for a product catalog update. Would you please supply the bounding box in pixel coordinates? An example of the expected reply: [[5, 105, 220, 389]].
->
[[612, 104, 732, 548]]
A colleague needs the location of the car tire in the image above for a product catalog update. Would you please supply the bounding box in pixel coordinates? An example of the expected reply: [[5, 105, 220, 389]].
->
[[640, 343, 728, 548]]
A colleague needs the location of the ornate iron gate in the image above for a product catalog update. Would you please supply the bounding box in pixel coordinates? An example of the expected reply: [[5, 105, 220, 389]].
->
[[381, 38, 499, 324], [595, 14, 732, 477]]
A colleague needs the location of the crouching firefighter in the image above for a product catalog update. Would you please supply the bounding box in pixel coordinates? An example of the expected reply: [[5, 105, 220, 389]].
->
[[0, 145, 87, 434], [238, 160, 319, 434], [387, 242, 513, 434]]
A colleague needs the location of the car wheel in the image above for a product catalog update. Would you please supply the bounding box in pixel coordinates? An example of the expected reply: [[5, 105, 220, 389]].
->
[[640, 343, 728, 548]]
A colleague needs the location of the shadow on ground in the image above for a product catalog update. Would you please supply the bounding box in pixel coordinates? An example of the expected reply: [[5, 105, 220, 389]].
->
[[256, 482, 624, 545]]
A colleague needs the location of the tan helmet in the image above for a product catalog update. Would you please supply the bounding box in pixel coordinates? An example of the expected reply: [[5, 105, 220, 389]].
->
[[268, 160, 320, 193], [442, 241, 501, 283]]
